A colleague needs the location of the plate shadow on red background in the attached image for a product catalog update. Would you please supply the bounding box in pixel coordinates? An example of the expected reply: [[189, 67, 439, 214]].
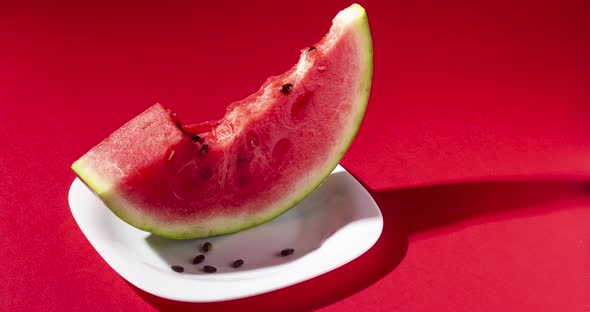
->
[[131, 178, 589, 311]]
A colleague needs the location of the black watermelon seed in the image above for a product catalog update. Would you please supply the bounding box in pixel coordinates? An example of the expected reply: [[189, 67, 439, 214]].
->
[[232, 259, 244, 268], [202, 242, 212, 252], [192, 254, 205, 264], [280, 248, 295, 257], [307, 46, 316, 52], [200, 144, 209, 155], [203, 265, 217, 273], [170, 112, 182, 128], [190, 135, 201, 142], [280, 83, 294, 94], [171, 265, 184, 273]]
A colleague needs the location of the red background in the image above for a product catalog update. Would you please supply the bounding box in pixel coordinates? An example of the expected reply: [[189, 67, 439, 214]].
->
[[2, 0, 589, 311]]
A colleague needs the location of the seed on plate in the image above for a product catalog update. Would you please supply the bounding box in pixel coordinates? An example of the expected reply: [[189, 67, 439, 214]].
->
[[280, 248, 295, 257], [202, 242, 212, 252], [192, 254, 205, 264], [203, 265, 217, 273], [280, 83, 294, 94], [232, 259, 244, 268], [171, 265, 184, 273]]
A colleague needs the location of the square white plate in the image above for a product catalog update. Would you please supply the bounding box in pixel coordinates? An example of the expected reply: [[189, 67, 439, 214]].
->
[[68, 165, 383, 302]]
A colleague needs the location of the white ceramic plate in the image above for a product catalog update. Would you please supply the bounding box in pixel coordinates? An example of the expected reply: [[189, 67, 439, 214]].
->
[[68, 165, 383, 302]]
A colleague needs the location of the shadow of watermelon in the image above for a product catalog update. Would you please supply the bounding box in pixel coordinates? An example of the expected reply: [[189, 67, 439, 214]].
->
[[145, 170, 383, 274]]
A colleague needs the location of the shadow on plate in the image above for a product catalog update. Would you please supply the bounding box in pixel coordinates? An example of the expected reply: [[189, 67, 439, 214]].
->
[[133, 178, 589, 311], [145, 171, 382, 274]]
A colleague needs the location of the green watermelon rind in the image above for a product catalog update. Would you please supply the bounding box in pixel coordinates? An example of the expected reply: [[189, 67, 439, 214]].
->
[[72, 4, 372, 239]]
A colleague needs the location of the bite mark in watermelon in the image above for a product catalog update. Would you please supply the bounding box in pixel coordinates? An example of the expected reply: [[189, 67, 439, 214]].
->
[[72, 4, 373, 239]]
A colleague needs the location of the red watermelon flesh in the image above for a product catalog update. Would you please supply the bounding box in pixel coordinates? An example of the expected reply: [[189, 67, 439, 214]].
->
[[72, 4, 373, 238]]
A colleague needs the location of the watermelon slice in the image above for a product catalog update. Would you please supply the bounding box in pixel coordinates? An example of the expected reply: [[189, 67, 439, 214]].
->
[[72, 4, 373, 239]]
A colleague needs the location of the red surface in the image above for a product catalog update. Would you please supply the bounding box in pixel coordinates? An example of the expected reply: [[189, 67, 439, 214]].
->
[[2, 1, 589, 311]]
